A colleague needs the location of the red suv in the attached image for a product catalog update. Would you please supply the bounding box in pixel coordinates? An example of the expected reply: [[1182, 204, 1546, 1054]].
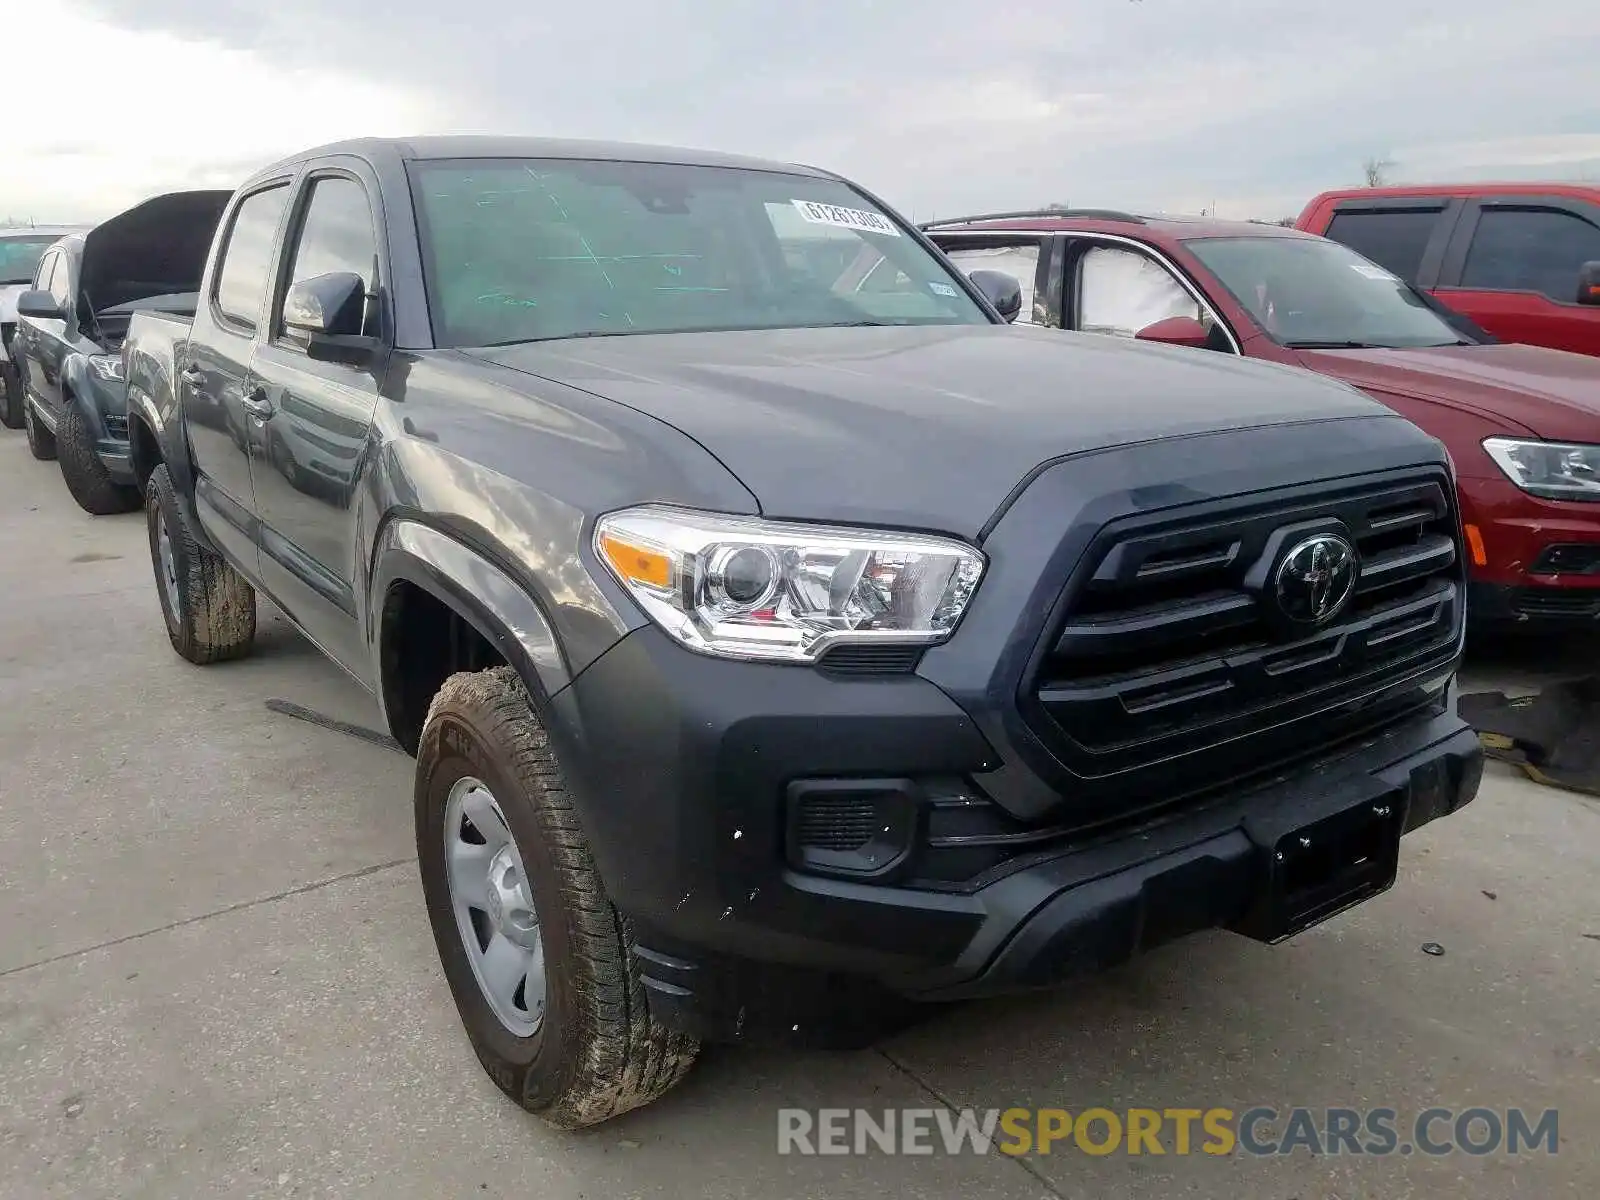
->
[[921, 209, 1600, 628], [1296, 184, 1600, 359]]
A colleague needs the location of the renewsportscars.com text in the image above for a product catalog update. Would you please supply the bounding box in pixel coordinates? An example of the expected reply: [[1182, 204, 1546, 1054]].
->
[[777, 1106, 1560, 1158]]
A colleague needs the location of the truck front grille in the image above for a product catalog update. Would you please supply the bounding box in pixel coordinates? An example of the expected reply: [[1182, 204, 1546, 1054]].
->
[[1020, 471, 1463, 813]]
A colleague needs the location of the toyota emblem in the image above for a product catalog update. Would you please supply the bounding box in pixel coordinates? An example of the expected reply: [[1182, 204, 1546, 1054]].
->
[[1274, 533, 1359, 626]]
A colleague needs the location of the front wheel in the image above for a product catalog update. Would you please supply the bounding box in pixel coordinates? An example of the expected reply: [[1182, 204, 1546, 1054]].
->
[[24, 400, 55, 460], [416, 666, 699, 1128], [145, 463, 257, 664], [58, 406, 140, 515]]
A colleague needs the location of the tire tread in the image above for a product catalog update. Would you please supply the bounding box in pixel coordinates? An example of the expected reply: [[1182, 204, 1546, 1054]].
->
[[421, 667, 698, 1128]]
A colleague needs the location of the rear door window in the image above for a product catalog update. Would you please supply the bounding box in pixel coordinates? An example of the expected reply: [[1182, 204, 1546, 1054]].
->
[[1459, 207, 1600, 302], [1322, 210, 1441, 283], [213, 184, 291, 330], [941, 243, 1043, 324]]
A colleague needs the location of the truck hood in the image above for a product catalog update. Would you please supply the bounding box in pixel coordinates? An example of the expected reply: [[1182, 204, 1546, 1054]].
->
[[79, 190, 231, 314], [471, 324, 1403, 537], [1296, 343, 1600, 442]]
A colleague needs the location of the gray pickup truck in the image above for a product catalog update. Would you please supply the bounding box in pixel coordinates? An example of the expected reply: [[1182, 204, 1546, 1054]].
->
[[122, 136, 1483, 1128], [9, 192, 229, 512]]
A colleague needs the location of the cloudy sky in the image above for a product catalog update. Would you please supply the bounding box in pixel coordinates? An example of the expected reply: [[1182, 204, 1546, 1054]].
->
[[5, 0, 1597, 226]]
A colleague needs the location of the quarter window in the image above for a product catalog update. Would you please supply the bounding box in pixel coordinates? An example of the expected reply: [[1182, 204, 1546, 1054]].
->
[[1460, 207, 1600, 302], [214, 184, 291, 329], [46, 253, 71, 310], [1322, 209, 1441, 283], [32, 250, 57, 291], [281, 176, 379, 338]]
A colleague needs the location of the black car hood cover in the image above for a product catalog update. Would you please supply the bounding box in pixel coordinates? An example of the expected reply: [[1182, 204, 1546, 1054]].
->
[[79, 190, 232, 313], [472, 324, 1423, 538]]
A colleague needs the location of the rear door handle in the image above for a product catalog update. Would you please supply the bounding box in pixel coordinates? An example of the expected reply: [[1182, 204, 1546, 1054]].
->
[[241, 387, 274, 419]]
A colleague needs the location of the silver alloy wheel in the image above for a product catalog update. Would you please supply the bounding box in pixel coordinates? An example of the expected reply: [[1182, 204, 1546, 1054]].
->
[[444, 776, 546, 1036], [156, 513, 182, 617]]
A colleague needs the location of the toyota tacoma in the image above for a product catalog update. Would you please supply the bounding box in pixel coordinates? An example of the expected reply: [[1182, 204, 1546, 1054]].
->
[[122, 136, 1484, 1128]]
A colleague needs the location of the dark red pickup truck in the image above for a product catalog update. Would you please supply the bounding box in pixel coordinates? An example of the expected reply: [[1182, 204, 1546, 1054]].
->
[[1295, 183, 1600, 359], [922, 209, 1600, 628]]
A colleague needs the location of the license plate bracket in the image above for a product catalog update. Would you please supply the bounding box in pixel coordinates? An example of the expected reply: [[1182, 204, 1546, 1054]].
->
[[1232, 791, 1405, 943]]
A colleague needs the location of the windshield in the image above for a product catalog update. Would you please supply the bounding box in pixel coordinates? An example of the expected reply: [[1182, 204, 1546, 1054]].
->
[[1186, 236, 1465, 349], [409, 158, 990, 347], [0, 234, 59, 285]]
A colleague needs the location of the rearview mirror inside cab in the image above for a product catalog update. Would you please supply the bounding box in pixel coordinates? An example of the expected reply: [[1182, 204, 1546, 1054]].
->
[[967, 269, 1022, 323], [1578, 261, 1600, 306]]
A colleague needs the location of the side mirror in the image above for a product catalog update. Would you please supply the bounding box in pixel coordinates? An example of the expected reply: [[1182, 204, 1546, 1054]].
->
[[967, 269, 1023, 323], [15, 289, 64, 321], [283, 271, 379, 363], [1578, 261, 1600, 306], [1135, 315, 1213, 349]]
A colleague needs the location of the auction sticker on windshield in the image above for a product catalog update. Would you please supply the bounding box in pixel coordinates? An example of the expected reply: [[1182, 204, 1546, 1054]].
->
[[1350, 261, 1400, 282], [792, 199, 901, 236]]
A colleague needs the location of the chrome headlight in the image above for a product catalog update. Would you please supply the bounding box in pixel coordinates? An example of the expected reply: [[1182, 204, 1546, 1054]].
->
[[594, 506, 986, 663], [1483, 437, 1600, 502], [88, 353, 125, 383]]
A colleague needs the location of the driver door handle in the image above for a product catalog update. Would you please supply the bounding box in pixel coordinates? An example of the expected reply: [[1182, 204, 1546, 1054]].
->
[[241, 386, 274, 419], [179, 365, 206, 388]]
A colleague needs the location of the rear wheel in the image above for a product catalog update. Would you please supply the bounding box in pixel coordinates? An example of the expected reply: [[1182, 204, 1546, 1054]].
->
[[0, 362, 22, 429], [58, 405, 140, 515], [23, 400, 55, 460], [416, 667, 699, 1128], [145, 463, 256, 663]]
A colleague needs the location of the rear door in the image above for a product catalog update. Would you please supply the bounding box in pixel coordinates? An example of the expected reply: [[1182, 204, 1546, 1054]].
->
[[1433, 196, 1600, 357], [245, 164, 385, 678], [183, 180, 294, 573]]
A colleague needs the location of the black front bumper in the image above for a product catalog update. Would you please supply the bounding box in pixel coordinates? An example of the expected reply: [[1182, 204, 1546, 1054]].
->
[[1469, 581, 1600, 630], [546, 626, 1483, 1045]]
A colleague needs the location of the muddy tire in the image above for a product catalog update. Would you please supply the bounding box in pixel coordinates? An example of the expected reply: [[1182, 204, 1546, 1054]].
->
[[24, 399, 55, 460], [145, 463, 256, 664], [58, 405, 140, 515], [416, 666, 699, 1128], [0, 362, 22, 429]]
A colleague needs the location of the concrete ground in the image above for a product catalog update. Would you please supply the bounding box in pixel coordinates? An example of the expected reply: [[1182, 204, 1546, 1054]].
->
[[1, 430, 1595, 1199]]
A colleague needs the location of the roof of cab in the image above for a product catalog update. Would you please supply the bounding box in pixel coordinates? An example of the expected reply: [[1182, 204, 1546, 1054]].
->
[[245, 135, 833, 184], [1304, 181, 1600, 204]]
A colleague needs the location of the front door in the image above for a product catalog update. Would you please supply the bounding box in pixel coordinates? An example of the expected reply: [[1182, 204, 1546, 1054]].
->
[[246, 170, 384, 678], [183, 181, 292, 572]]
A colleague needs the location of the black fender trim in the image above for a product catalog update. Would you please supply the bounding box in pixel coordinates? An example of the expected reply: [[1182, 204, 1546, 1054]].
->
[[370, 519, 570, 731]]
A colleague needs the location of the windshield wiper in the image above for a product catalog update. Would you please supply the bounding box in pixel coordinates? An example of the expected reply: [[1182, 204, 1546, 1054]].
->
[[1284, 340, 1381, 349]]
